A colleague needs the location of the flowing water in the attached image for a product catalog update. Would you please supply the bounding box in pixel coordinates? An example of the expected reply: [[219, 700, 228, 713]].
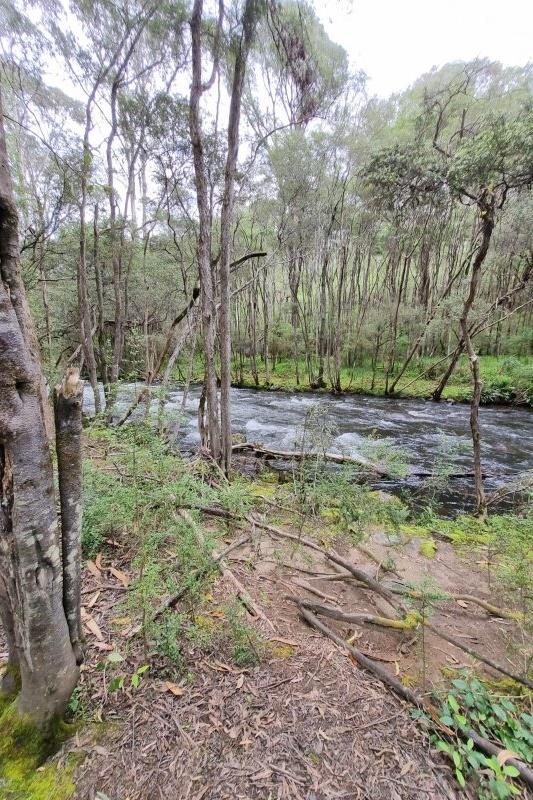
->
[[84, 384, 533, 516]]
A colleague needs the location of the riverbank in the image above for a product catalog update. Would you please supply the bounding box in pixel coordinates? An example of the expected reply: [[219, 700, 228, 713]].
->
[[161, 353, 533, 407], [225, 354, 533, 406]]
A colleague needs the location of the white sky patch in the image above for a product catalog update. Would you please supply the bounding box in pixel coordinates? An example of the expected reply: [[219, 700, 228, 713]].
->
[[317, 0, 533, 97]]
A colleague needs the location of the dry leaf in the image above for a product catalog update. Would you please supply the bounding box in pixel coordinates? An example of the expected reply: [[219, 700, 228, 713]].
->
[[268, 636, 299, 647], [165, 681, 184, 696], [211, 610, 226, 619], [206, 661, 239, 673], [86, 560, 101, 579], [236, 674, 245, 689], [109, 566, 129, 587], [456, 599, 469, 608], [84, 616, 104, 641], [95, 553, 104, 571], [239, 738, 253, 747], [111, 617, 132, 626], [93, 642, 114, 651], [87, 590, 100, 609], [400, 761, 413, 776], [497, 749, 521, 766]]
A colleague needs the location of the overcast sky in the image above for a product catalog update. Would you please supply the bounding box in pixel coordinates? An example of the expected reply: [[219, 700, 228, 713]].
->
[[317, 0, 533, 97]]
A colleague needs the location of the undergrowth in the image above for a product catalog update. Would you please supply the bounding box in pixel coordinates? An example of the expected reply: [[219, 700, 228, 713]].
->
[[83, 421, 261, 674], [413, 672, 533, 798]]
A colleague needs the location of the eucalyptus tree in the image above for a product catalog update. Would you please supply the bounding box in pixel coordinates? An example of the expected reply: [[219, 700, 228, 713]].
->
[[0, 85, 83, 728], [189, 0, 266, 474]]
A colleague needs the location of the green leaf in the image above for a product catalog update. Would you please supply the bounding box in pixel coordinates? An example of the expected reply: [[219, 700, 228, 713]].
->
[[503, 765, 520, 778], [107, 651, 125, 663], [452, 679, 469, 692], [455, 768, 466, 788], [448, 694, 460, 712], [439, 714, 455, 727]]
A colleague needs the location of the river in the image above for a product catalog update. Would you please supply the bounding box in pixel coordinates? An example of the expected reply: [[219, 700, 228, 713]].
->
[[84, 384, 533, 516]]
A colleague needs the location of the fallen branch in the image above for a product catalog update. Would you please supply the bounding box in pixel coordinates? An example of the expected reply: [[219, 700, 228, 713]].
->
[[287, 596, 418, 630], [297, 602, 422, 706], [387, 583, 522, 621], [232, 443, 390, 477], [292, 595, 533, 691], [426, 622, 533, 691], [151, 535, 251, 622]]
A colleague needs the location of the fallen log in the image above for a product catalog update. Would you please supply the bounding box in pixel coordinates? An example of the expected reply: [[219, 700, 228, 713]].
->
[[231, 443, 391, 477]]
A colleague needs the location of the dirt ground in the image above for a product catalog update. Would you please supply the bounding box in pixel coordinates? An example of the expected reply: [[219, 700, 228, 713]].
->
[[1, 495, 532, 799]]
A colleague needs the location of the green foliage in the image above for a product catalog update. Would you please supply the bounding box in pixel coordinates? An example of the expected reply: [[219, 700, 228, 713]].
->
[[405, 577, 446, 687], [414, 673, 532, 797], [420, 431, 471, 514], [83, 423, 265, 672]]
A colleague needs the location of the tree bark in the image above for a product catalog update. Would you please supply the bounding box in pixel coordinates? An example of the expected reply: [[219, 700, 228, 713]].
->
[[459, 195, 495, 518], [54, 370, 84, 665], [0, 88, 79, 725]]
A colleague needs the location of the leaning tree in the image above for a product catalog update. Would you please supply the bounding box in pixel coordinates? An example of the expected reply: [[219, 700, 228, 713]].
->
[[0, 82, 83, 728]]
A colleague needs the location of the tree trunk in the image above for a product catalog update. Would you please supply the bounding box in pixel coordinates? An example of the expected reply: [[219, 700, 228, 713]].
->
[[189, 0, 221, 464], [218, 0, 258, 476], [79, 99, 102, 415], [459, 194, 495, 518], [0, 88, 79, 726], [54, 370, 84, 666]]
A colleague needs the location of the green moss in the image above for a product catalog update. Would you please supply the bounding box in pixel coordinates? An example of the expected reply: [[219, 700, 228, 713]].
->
[[266, 642, 295, 658], [0, 701, 78, 800], [399, 524, 430, 538], [418, 538, 437, 558]]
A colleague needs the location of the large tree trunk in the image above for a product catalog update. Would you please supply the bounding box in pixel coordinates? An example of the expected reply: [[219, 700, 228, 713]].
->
[[0, 89, 79, 726]]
